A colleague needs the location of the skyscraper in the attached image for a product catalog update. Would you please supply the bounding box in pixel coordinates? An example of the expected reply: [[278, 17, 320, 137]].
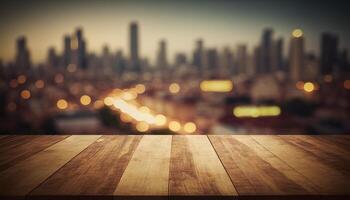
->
[[157, 40, 167, 68], [129, 22, 140, 72], [47, 47, 58, 68], [220, 47, 234, 76], [259, 28, 274, 73], [289, 29, 305, 81], [63, 35, 71, 67], [271, 38, 284, 72], [204, 48, 219, 76], [15, 36, 31, 71], [236, 44, 247, 75], [193, 39, 204, 75], [71, 28, 87, 69], [175, 53, 187, 66], [320, 32, 338, 75]]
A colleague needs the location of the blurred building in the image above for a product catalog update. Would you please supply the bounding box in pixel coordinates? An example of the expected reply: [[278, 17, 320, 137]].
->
[[236, 44, 247, 75], [47, 47, 58, 68], [71, 28, 87, 69], [259, 28, 273, 73], [193, 39, 204, 76], [271, 38, 284, 72], [63, 35, 71, 67], [320, 32, 338, 75], [15, 36, 31, 71], [203, 48, 219, 76], [129, 22, 140, 72], [157, 40, 167, 69], [174, 53, 187, 66], [219, 47, 234, 77], [289, 29, 305, 81]]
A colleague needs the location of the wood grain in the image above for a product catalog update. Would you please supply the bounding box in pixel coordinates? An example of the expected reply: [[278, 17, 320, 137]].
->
[[30, 135, 141, 197], [0, 135, 68, 171], [0, 135, 101, 196], [169, 135, 237, 196], [251, 135, 350, 194], [209, 135, 319, 195], [114, 135, 172, 196], [284, 135, 350, 176]]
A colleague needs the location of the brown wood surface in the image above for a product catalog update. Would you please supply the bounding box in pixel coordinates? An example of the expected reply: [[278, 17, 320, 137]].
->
[[0, 135, 101, 196], [0, 134, 349, 199], [0, 135, 68, 171], [251, 135, 350, 194], [30, 135, 141, 197], [209, 135, 319, 195], [169, 135, 237, 196], [114, 135, 172, 196]]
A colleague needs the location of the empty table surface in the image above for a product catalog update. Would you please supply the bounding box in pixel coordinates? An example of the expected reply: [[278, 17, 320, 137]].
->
[[0, 135, 349, 199]]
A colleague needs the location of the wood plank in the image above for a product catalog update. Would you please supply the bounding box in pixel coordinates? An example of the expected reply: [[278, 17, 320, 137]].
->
[[209, 135, 318, 195], [169, 135, 237, 196], [0, 136, 41, 153], [251, 135, 350, 195], [0, 135, 68, 171], [312, 135, 350, 152], [30, 135, 142, 197], [114, 135, 172, 196], [283, 135, 350, 176], [0, 135, 101, 196]]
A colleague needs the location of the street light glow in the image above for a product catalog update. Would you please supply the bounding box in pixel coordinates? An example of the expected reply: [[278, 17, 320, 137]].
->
[[200, 80, 233, 92]]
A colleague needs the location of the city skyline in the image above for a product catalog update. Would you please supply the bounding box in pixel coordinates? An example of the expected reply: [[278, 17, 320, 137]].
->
[[1, 0, 350, 64]]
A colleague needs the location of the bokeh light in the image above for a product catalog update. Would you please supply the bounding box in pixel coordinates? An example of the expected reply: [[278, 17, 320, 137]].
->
[[80, 95, 91, 106], [184, 122, 196, 133], [20, 90, 31, 99], [136, 122, 149, 132], [303, 82, 315, 93], [57, 99, 68, 110], [169, 121, 181, 132], [169, 83, 180, 94]]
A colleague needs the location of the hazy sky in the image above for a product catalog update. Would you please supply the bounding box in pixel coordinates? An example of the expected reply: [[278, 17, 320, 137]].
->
[[0, 0, 349, 64]]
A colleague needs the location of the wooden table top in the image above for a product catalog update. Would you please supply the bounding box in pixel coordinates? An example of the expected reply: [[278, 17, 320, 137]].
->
[[0, 135, 349, 200]]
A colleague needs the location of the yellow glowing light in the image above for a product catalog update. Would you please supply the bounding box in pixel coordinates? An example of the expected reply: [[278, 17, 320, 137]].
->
[[233, 106, 281, 118], [35, 80, 45, 89], [113, 98, 156, 124], [135, 84, 146, 94], [169, 83, 180, 94], [120, 113, 133, 123], [155, 114, 167, 126], [9, 79, 18, 88], [292, 29, 303, 38], [200, 80, 233, 92], [57, 99, 68, 110], [121, 91, 137, 100], [295, 81, 304, 90], [80, 95, 91, 106], [139, 106, 150, 113], [54, 74, 64, 84], [67, 64, 77, 73], [104, 97, 114, 106], [184, 122, 196, 133], [20, 90, 31, 99], [136, 122, 149, 132], [17, 75, 27, 84], [324, 74, 333, 83], [344, 80, 350, 90], [303, 82, 315, 93], [169, 121, 181, 132], [93, 100, 104, 109]]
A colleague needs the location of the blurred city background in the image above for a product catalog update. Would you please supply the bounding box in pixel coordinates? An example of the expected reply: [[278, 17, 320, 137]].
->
[[0, 0, 349, 135]]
